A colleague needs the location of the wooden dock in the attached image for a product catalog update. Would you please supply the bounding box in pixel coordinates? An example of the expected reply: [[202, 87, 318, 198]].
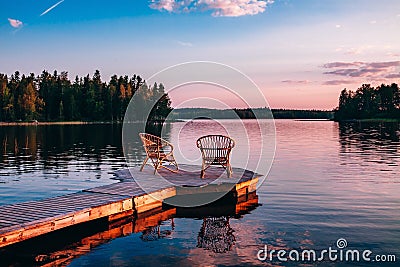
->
[[0, 164, 261, 248], [2, 193, 259, 266]]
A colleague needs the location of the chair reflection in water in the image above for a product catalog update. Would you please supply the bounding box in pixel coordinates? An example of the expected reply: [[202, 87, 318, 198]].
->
[[196, 135, 235, 178], [197, 216, 235, 253], [140, 219, 175, 242], [139, 133, 179, 174]]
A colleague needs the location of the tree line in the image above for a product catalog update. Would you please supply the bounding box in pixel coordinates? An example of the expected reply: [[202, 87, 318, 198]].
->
[[334, 83, 400, 121], [0, 70, 172, 122], [268, 109, 333, 119], [170, 108, 333, 119]]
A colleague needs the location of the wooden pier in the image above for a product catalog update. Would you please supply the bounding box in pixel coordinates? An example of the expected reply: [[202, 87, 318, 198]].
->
[[1, 193, 260, 266], [0, 165, 261, 248]]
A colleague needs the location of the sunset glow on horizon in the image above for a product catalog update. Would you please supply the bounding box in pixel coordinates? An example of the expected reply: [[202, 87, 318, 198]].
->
[[1, 0, 400, 110]]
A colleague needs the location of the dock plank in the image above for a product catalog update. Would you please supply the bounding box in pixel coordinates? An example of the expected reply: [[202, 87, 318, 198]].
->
[[2, 203, 79, 214], [0, 220, 18, 228], [84, 181, 146, 197], [0, 205, 69, 217]]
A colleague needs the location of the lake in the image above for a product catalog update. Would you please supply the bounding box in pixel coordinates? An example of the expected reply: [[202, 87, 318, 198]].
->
[[0, 120, 399, 266]]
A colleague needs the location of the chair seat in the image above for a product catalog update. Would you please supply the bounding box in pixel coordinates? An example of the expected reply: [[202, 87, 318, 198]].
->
[[203, 157, 229, 163], [148, 153, 175, 162], [202, 148, 230, 150], [147, 152, 167, 158]]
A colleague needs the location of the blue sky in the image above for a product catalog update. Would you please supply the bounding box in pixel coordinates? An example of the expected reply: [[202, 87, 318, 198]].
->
[[1, 0, 400, 109]]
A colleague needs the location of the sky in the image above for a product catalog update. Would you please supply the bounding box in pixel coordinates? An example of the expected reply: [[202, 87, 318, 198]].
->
[[1, 0, 400, 109]]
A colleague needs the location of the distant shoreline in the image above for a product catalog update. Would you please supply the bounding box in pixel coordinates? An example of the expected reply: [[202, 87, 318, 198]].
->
[[2, 118, 399, 126], [0, 121, 117, 126], [0, 108, 335, 125], [335, 118, 400, 123], [0, 120, 186, 126]]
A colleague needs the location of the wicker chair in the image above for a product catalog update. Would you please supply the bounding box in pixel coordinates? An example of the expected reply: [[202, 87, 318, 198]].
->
[[139, 133, 179, 174], [196, 135, 235, 178]]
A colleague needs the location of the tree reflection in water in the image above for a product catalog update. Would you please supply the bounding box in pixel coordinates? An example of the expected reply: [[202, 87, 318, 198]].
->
[[197, 216, 235, 253]]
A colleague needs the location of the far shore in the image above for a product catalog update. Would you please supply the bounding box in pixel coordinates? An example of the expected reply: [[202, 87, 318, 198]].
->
[[0, 121, 118, 126], [1, 118, 399, 126], [0, 120, 185, 126], [334, 118, 400, 123]]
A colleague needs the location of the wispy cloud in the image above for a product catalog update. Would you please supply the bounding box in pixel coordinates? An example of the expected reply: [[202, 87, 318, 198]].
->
[[323, 62, 363, 68], [40, 0, 65, 16], [386, 52, 400, 57], [322, 61, 400, 79], [335, 45, 396, 56], [177, 40, 193, 47], [149, 0, 274, 17], [323, 80, 356, 86], [385, 73, 400, 79], [281, 80, 310, 85], [8, 18, 23, 28]]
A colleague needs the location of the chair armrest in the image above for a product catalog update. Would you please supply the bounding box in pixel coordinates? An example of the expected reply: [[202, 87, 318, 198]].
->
[[160, 139, 173, 148]]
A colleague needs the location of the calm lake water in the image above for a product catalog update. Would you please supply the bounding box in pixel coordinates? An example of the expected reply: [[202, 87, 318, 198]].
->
[[0, 120, 399, 266]]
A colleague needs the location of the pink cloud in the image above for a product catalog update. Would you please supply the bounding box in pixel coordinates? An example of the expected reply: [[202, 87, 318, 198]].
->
[[8, 18, 23, 28], [149, 0, 273, 17], [322, 62, 363, 68], [149, 0, 176, 12], [368, 61, 400, 68], [323, 80, 356, 86], [335, 46, 377, 56], [386, 52, 400, 57], [322, 61, 400, 80], [200, 0, 272, 17], [385, 73, 400, 79], [281, 80, 310, 85]]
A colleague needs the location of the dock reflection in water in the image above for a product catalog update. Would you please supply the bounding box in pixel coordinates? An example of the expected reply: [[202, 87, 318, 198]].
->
[[0, 192, 260, 266]]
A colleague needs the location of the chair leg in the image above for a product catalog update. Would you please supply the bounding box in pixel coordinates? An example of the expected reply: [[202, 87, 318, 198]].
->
[[173, 157, 179, 171], [200, 161, 205, 178], [227, 164, 232, 178], [166, 154, 179, 173], [140, 156, 149, 172], [154, 161, 159, 174]]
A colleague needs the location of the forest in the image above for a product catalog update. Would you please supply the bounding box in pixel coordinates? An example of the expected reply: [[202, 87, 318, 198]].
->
[[0, 70, 172, 122], [334, 83, 400, 121]]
